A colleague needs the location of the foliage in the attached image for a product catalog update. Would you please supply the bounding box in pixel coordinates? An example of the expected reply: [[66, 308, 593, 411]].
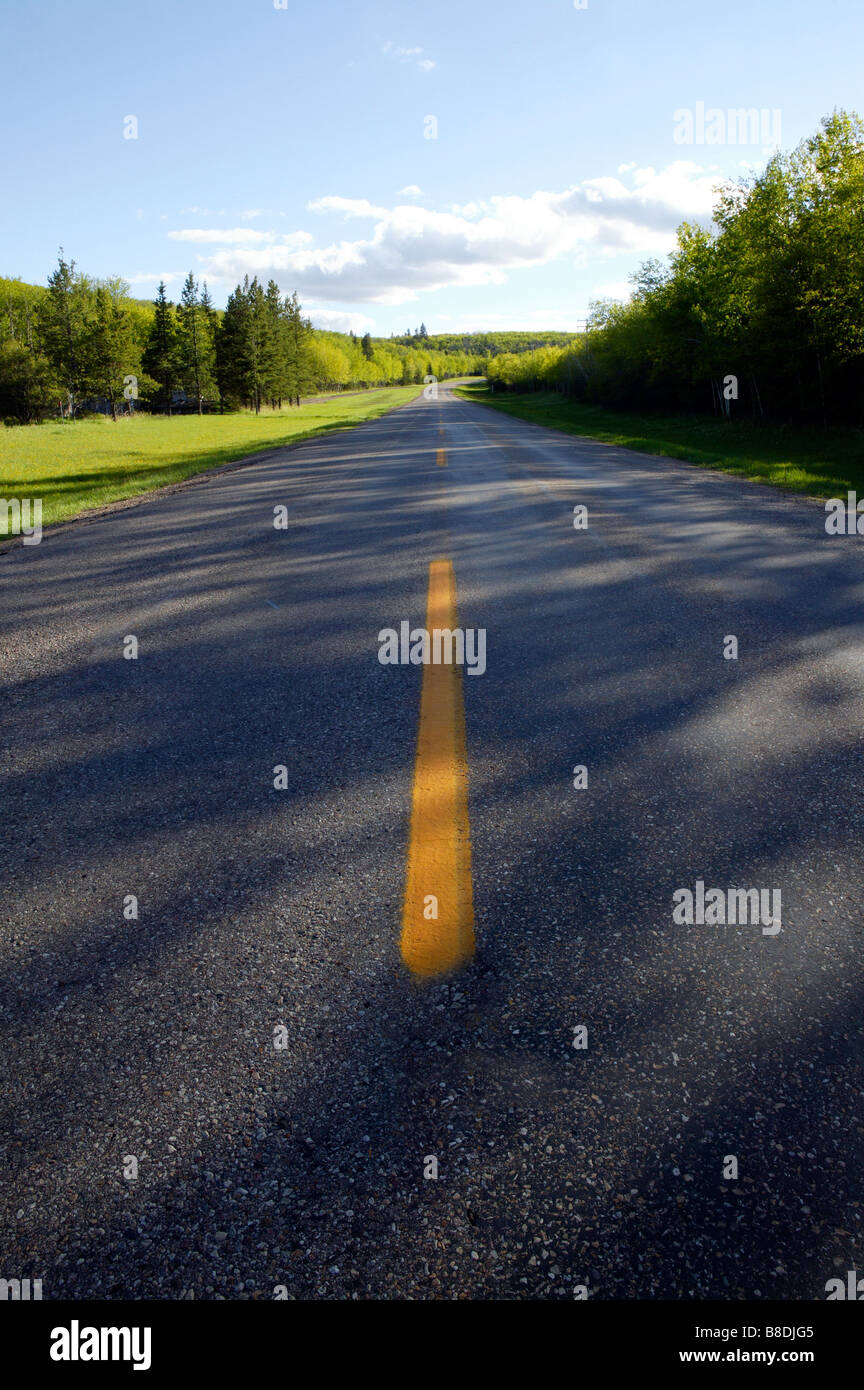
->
[[486, 111, 864, 428]]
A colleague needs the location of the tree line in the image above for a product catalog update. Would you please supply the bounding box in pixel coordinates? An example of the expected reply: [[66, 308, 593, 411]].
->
[[392, 329, 579, 356], [0, 263, 490, 423], [486, 111, 864, 428]]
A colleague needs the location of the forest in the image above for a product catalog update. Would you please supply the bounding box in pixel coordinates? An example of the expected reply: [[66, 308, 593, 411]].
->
[[0, 266, 494, 423], [487, 111, 864, 429]]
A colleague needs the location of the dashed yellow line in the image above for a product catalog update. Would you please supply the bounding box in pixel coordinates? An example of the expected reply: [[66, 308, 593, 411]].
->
[[400, 558, 475, 979], [437, 448, 447, 467]]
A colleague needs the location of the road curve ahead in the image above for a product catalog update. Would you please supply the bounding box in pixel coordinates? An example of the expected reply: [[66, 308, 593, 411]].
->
[[1, 384, 862, 1299]]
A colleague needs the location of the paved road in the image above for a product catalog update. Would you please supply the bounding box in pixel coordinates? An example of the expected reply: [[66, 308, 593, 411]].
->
[[1, 385, 862, 1299]]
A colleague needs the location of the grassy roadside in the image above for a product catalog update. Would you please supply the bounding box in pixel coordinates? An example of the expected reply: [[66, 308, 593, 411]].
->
[[0, 385, 422, 529], [455, 382, 864, 500]]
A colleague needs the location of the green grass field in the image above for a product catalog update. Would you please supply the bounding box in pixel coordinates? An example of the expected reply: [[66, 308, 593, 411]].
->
[[0, 386, 422, 529], [456, 382, 864, 500]]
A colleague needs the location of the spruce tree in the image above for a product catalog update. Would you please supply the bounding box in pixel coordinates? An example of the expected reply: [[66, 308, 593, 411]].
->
[[177, 272, 204, 413], [245, 276, 271, 413], [283, 291, 312, 406], [90, 283, 134, 421], [215, 276, 273, 411], [142, 282, 178, 414], [199, 281, 219, 410], [38, 250, 92, 416], [216, 280, 252, 408], [264, 279, 286, 407]]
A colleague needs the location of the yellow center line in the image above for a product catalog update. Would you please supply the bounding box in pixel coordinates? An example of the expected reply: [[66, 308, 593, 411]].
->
[[400, 558, 475, 979], [437, 448, 447, 467]]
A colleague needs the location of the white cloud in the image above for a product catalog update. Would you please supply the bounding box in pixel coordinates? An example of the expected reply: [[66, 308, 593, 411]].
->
[[168, 227, 279, 244], [167, 228, 314, 249], [382, 40, 436, 70], [307, 196, 389, 219], [309, 309, 376, 334], [177, 161, 720, 306], [240, 208, 287, 220], [591, 280, 634, 302], [398, 185, 423, 197], [450, 200, 484, 218]]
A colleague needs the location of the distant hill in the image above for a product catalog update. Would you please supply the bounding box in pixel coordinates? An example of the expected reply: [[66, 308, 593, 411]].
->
[[388, 330, 582, 357]]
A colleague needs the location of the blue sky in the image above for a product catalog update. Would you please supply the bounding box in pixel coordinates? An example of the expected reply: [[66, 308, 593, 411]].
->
[[1, 0, 861, 334]]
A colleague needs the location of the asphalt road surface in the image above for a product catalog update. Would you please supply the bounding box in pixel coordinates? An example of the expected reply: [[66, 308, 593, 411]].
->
[[1, 385, 862, 1300]]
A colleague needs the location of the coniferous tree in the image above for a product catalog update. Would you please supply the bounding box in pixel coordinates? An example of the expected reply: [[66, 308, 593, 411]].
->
[[38, 250, 92, 416], [245, 276, 271, 413], [90, 282, 135, 421], [264, 279, 286, 406], [176, 272, 217, 413], [142, 282, 179, 413], [177, 273, 204, 413], [283, 291, 312, 406], [198, 281, 220, 410], [215, 281, 250, 407], [215, 276, 270, 410]]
